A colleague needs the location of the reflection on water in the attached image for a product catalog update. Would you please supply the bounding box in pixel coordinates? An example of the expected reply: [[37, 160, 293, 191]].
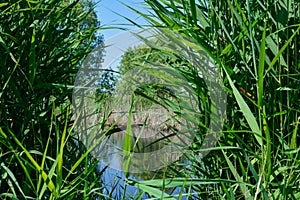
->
[[95, 121, 194, 199], [89, 109, 194, 174], [97, 130, 190, 199], [77, 105, 199, 198], [73, 108, 201, 200], [98, 163, 186, 199], [96, 129, 187, 173]]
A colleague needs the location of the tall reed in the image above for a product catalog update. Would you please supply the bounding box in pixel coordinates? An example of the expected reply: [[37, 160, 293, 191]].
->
[[118, 0, 300, 199], [0, 0, 105, 198]]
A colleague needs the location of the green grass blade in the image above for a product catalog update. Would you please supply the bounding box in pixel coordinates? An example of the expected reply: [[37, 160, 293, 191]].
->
[[123, 93, 135, 176], [133, 178, 243, 188], [29, 27, 37, 85], [266, 25, 300, 73], [56, 109, 69, 194], [36, 133, 52, 196], [128, 180, 173, 199], [0, 128, 58, 198], [39, 152, 60, 200], [222, 150, 253, 199], [189, 0, 197, 24], [290, 118, 298, 149], [223, 67, 262, 145], [0, 162, 26, 199], [257, 21, 266, 108]]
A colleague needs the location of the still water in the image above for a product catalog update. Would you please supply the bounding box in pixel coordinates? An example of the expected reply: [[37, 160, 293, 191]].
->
[[95, 129, 197, 199], [76, 105, 200, 199]]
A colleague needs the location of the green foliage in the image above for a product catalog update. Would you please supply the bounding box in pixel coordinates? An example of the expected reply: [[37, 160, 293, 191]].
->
[[117, 45, 178, 110], [117, 0, 300, 199], [0, 0, 104, 198], [3, 0, 298, 198], [118, 46, 152, 75], [96, 67, 117, 94]]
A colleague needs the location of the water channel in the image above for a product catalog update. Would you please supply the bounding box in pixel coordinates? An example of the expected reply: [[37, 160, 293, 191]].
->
[[96, 129, 197, 199], [80, 109, 198, 199]]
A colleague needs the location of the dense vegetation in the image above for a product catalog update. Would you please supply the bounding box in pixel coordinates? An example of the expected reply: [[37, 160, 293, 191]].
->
[[123, 0, 300, 199], [1, 0, 299, 199], [0, 0, 104, 199]]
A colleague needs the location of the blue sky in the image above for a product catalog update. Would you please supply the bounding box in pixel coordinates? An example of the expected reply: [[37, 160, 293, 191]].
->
[[95, 0, 149, 39], [94, 0, 152, 70]]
